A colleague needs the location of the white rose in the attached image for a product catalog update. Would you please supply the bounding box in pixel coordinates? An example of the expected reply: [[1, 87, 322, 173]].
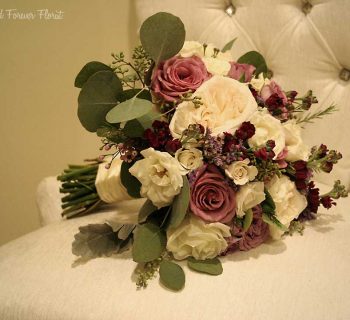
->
[[202, 57, 231, 75], [249, 73, 270, 92], [236, 182, 266, 217], [266, 175, 307, 239], [283, 120, 310, 161], [175, 148, 203, 174], [129, 148, 184, 208], [225, 158, 258, 185], [248, 110, 285, 159], [169, 75, 258, 138], [167, 216, 231, 260]]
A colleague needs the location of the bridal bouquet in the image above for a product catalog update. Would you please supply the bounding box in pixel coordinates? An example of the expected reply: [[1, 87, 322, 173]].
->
[[59, 12, 348, 291]]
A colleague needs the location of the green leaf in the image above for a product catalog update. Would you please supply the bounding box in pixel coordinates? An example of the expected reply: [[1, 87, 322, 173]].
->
[[262, 213, 287, 231], [159, 260, 185, 291], [221, 38, 237, 53], [132, 223, 166, 263], [75, 61, 112, 88], [120, 161, 141, 198], [140, 12, 185, 64], [169, 176, 190, 228], [72, 223, 118, 259], [123, 119, 145, 138], [137, 110, 162, 129], [187, 257, 223, 275], [106, 97, 153, 124], [118, 89, 152, 102], [78, 71, 122, 132], [243, 209, 253, 231], [261, 189, 276, 214], [237, 51, 268, 76], [138, 199, 158, 223]]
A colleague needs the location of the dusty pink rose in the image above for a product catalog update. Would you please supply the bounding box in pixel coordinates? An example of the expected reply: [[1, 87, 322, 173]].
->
[[228, 62, 255, 82], [260, 80, 287, 104], [152, 56, 210, 102], [190, 164, 236, 224]]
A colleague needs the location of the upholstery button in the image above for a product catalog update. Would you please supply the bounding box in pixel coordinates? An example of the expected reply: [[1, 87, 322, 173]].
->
[[302, 1, 313, 14], [225, 4, 236, 16], [339, 68, 350, 81]]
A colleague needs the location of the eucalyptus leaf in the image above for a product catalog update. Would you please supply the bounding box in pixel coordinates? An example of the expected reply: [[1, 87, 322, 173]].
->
[[123, 119, 145, 138], [132, 223, 166, 263], [222, 38, 237, 53], [159, 261, 185, 291], [138, 199, 158, 223], [137, 110, 162, 129], [120, 161, 141, 198], [140, 12, 185, 63], [237, 51, 268, 75], [169, 176, 190, 228], [78, 71, 122, 132], [187, 257, 223, 275], [243, 209, 253, 231], [72, 223, 118, 259], [119, 89, 152, 102], [106, 97, 153, 124], [75, 61, 112, 88]]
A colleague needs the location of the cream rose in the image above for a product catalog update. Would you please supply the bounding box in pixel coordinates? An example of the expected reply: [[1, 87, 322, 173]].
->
[[169, 75, 258, 138], [266, 175, 307, 239], [249, 73, 270, 92], [248, 110, 286, 159], [236, 182, 266, 217], [167, 216, 231, 260], [283, 121, 310, 161], [202, 57, 231, 76], [175, 148, 203, 174], [225, 159, 258, 185], [129, 148, 184, 208]]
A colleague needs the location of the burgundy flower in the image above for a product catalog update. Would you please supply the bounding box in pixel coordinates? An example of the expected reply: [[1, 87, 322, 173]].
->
[[224, 206, 270, 253], [143, 120, 173, 151], [260, 81, 287, 104], [235, 121, 255, 140], [293, 160, 307, 171], [190, 164, 236, 224], [307, 181, 320, 213], [320, 196, 336, 209], [228, 62, 255, 82], [321, 161, 333, 173], [152, 56, 210, 102], [165, 139, 181, 154], [143, 129, 159, 148]]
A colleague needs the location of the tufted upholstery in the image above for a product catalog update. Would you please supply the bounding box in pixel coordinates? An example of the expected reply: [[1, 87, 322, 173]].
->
[[136, 0, 350, 188]]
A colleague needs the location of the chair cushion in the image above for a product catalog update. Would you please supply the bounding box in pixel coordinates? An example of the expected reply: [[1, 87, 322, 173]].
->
[[1, 185, 350, 320]]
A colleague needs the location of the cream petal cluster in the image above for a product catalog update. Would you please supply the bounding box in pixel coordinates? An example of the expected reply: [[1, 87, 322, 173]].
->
[[175, 148, 203, 174], [283, 120, 310, 161], [235, 182, 266, 217], [248, 110, 286, 159], [169, 75, 258, 138], [129, 148, 184, 208], [249, 73, 271, 92], [225, 159, 258, 185], [166, 216, 231, 260], [180, 41, 232, 76], [266, 175, 307, 239]]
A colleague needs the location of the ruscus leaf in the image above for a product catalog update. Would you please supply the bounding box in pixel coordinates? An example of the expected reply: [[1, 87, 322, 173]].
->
[[237, 51, 268, 76], [243, 209, 253, 231], [187, 257, 223, 275], [169, 176, 190, 228], [221, 38, 237, 52], [159, 260, 185, 291]]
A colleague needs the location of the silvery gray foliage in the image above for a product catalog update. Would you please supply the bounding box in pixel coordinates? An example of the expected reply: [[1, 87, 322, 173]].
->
[[72, 223, 135, 259]]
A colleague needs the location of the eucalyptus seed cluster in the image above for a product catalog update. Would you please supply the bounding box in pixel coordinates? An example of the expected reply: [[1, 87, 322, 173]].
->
[[135, 258, 162, 289]]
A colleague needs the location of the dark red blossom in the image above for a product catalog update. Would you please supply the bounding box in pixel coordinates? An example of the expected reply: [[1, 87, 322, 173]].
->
[[320, 196, 336, 209], [143, 120, 174, 151], [235, 121, 255, 140], [254, 140, 275, 161], [165, 139, 181, 154], [307, 181, 320, 213]]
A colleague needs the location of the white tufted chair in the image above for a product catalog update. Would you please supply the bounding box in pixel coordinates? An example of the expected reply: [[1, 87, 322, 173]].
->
[[1, 1, 350, 319]]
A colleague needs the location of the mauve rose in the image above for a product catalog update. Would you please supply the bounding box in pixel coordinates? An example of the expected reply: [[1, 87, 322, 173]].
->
[[190, 164, 236, 224], [228, 62, 256, 82], [260, 80, 287, 104], [152, 56, 210, 102], [225, 205, 269, 253]]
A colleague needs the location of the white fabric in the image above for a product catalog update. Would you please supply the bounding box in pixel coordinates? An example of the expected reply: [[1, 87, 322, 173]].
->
[[135, 0, 350, 188], [1, 186, 350, 320], [95, 158, 132, 203]]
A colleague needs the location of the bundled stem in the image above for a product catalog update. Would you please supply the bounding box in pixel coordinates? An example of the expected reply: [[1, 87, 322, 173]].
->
[[57, 160, 103, 219]]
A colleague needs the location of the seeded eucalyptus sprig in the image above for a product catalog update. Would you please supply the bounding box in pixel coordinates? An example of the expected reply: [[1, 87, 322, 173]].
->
[[57, 160, 102, 219]]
